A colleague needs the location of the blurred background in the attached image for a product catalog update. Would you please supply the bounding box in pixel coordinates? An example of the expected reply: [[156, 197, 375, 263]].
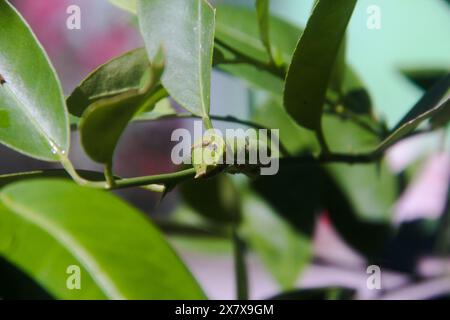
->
[[0, 0, 449, 300]]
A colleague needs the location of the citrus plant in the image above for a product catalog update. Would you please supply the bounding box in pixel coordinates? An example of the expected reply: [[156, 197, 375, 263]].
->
[[0, 0, 449, 299]]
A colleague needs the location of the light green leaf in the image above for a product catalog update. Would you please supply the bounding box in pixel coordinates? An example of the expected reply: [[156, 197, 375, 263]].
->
[[0, 1, 69, 161], [215, 5, 301, 95], [0, 179, 205, 299], [284, 0, 357, 131], [67, 48, 153, 117], [79, 55, 164, 164], [137, 0, 215, 119]]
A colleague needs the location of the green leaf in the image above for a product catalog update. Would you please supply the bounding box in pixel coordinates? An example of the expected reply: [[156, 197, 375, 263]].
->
[[322, 115, 397, 221], [79, 55, 164, 164], [0, 1, 69, 161], [251, 98, 393, 258], [137, 0, 215, 119], [0, 179, 205, 299], [216, 5, 299, 65], [215, 5, 301, 95], [284, 0, 357, 131], [255, 0, 273, 62], [376, 74, 450, 154], [252, 98, 319, 154], [252, 162, 390, 260], [109, 0, 137, 13], [67, 48, 152, 118], [240, 191, 311, 289]]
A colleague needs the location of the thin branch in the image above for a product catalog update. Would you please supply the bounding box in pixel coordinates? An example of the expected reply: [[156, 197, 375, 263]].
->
[[104, 163, 116, 188], [113, 168, 196, 190]]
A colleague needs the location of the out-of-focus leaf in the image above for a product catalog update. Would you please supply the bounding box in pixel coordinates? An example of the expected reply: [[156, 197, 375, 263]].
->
[[167, 204, 232, 255], [0, 179, 205, 299], [255, 0, 273, 62], [284, 0, 357, 131], [0, 1, 69, 161], [252, 98, 319, 154], [322, 114, 397, 221], [376, 74, 450, 154], [216, 5, 300, 65], [251, 165, 319, 239], [251, 98, 392, 258], [137, 0, 215, 118], [252, 163, 390, 260], [240, 191, 311, 289], [252, 95, 396, 223], [179, 175, 241, 224], [67, 48, 152, 117], [215, 5, 301, 95], [79, 55, 164, 164]]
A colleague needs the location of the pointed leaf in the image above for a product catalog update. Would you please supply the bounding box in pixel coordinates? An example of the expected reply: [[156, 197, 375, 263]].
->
[[0, 179, 205, 299], [0, 1, 69, 161], [79, 57, 164, 164], [283, 0, 357, 131], [67, 48, 152, 117], [137, 0, 215, 118]]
